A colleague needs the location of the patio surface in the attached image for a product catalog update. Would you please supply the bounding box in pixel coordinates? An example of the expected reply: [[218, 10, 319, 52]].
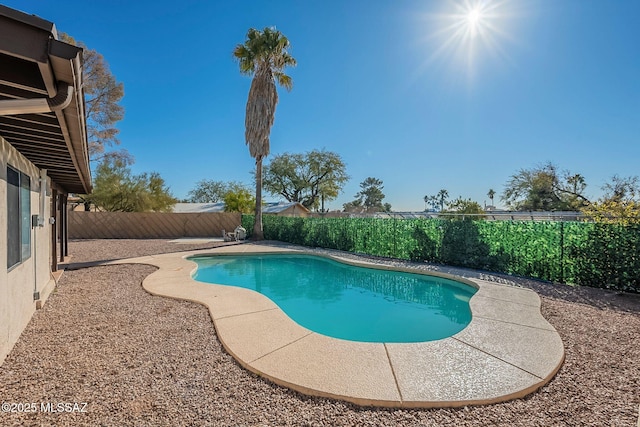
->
[[107, 243, 565, 408]]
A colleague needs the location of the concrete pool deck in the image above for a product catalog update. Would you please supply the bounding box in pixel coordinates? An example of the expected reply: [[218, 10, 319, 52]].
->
[[109, 243, 564, 408]]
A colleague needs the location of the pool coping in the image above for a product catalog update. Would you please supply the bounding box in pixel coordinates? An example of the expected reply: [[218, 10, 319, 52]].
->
[[109, 243, 565, 408]]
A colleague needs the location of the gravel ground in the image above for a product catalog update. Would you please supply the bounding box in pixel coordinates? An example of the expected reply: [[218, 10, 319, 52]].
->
[[0, 239, 638, 426]]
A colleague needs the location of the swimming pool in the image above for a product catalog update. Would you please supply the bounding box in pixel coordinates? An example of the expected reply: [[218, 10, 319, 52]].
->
[[190, 254, 477, 343]]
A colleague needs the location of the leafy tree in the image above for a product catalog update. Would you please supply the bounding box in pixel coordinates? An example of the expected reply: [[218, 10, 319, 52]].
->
[[145, 172, 178, 212], [443, 197, 485, 217], [344, 177, 390, 213], [89, 154, 176, 212], [582, 175, 640, 224], [503, 164, 559, 210], [342, 198, 364, 213], [359, 177, 386, 211], [262, 150, 348, 211], [562, 173, 589, 209], [59, 33, 125, 162], [223, 187, 256, 214], [601, 175, 639, 203], [502, 162, 590, 211], [234, 27, 296, 239], [188, 180, 237, 203], [186, 179, 254, 213], [582, 201, 640, 224]]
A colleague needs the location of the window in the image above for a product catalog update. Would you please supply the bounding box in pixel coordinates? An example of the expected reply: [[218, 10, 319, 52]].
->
[[7, 165, 31, 269]]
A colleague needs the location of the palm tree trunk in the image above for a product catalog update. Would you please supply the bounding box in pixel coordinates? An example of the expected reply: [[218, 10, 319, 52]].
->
[[253, 158, 264, 240]]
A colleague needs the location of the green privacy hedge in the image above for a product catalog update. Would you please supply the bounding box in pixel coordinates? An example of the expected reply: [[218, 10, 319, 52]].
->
[[241, 215, 640, 293]]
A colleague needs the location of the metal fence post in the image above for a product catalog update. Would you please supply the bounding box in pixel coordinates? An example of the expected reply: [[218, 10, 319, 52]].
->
[[393, 217, 397, 258], [560, 221, 565, 284]]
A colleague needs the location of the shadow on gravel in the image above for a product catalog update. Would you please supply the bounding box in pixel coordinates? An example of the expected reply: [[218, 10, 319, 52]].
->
[[525, 282, 640, 314], [64, 260, 123, 270]]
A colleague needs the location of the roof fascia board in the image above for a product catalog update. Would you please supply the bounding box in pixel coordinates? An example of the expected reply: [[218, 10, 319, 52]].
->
[[0, 5, 56, 35], [49, 39, 82, 61], [0, 14, 51, 63], [53, 50, 92, 194], [0, 5, 92, 194]]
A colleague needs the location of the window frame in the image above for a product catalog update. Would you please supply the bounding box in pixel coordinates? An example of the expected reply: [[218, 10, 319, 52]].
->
[[7, 165, 31, 271]]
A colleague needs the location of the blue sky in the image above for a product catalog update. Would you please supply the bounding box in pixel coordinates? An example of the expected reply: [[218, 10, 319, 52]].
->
[[6, 0, 640, 211]]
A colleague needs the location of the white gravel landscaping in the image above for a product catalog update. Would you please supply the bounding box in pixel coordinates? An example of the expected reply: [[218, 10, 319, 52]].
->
[[0, 239, 638, 426]]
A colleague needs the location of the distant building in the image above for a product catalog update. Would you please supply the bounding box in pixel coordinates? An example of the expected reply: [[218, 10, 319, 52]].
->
[[172, 202, 226, 213], [481, 211, 583, 221], [262, 201, 310, 217]]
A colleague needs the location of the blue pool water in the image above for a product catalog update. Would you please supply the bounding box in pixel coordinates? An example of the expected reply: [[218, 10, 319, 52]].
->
[[190, 254, 477, 343]]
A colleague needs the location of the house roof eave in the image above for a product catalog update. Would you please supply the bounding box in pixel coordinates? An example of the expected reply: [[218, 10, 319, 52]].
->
[[0, 6, 91, 194]]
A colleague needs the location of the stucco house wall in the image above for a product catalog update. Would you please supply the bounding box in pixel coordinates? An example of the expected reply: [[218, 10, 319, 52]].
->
[[0, 135, 55, 363], [0, 5, 92, 366]]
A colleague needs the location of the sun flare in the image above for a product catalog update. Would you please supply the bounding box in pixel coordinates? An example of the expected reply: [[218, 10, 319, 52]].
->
[[466, 8, 483, 37], [418, 0, 514, 81], [456, 2, 493, 43], [467, 8, 482, 26]]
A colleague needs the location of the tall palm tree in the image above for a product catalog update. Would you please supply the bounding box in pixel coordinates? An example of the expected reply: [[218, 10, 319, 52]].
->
[[487, 188, 496, 207], [437, 189, 449, 211], [234, 27, 296, 239]]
